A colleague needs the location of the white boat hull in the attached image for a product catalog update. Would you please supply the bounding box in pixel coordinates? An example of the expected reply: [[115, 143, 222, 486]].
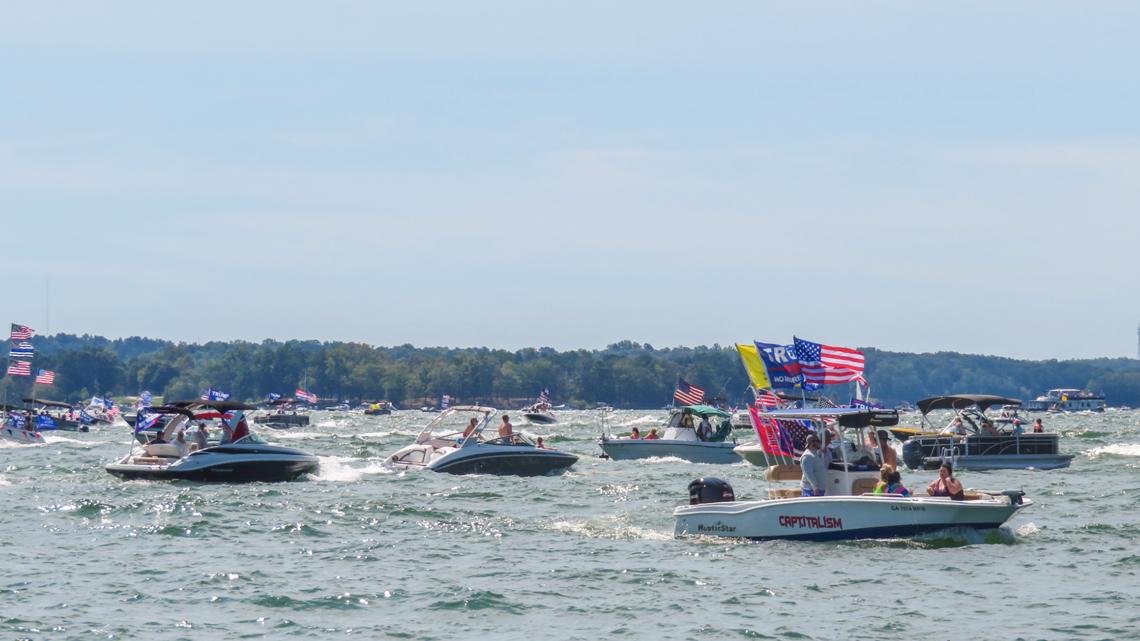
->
[[674, 494, 1030, 541], [2, 426, 45, 445], [600, 437, 741, 464]]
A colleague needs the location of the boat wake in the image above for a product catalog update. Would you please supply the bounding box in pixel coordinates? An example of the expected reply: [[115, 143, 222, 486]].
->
[[269, 431, 326, 440], [640, 456, 692, 464], [911, 525, 1021, 548], [310, 456, 395, 482], [42, 435, 89, 444], [548, 518, 673, 541], [619, 415, 660, 427], [1085, 443, 1140, 458]]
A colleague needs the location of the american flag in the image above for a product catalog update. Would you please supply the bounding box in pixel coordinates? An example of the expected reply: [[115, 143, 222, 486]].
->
[[35, 369, 55, 385], [295, 389, 318, 403], [793, 337, 865, 385], [755, 390, 784, 409], [538, 388, 550, 404], [779, 418, 816, 454], [7, 360, 31, 376], [9, 342, 34, 359], [674, 378, 705, 406], [440, 394, 450, 410], [9, 324, 34, 341]]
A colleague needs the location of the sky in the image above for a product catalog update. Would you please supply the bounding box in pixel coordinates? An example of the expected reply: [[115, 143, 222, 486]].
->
[[2, 2, 1139, 360]]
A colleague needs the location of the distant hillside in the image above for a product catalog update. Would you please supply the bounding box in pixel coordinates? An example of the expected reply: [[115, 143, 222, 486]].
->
[[3, 336, 1139, 407]]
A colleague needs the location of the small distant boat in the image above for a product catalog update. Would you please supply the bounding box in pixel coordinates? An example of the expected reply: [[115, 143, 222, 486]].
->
[[364, 401, 395, 416], [106, 401, 319, 482], [252, 398, 311, 429], [599, 405, 738, 464], [388, 406, 577, 476], [522, 403, 557, 425], [1023, 388, 1106, 413]]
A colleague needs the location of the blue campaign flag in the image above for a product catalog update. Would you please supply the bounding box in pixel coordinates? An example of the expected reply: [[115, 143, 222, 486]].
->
[[35, 414, 58, 430], [134, 409, 161, 434], [201, 388, 231, 402], [852, 398, 883, 409], [9, 413, 26, 429], [140, 391, 153, 408], [754, 341, 804, 389], [267, 392, 282, 402], [79, 408, 95, 425]]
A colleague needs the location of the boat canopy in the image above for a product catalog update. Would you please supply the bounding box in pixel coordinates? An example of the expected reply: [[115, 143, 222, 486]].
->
[[917, 395, 1021, 415], [147, 405, 197, 419], [678, 404, 732, 418], [757, 407, 900, 428], [169, 400, 258, 411], [22, 398, 72, 409]]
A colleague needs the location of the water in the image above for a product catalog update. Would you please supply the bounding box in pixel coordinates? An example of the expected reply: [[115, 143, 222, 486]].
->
[[2, 410, 1139, 640]]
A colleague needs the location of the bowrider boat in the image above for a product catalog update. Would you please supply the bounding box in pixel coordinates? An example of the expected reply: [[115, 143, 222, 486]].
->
[[674, 408, 1031, 541], [363, 401, 394, 415], [1, 406, 44, 444], [599, 405, 738, 464], [105, 401, 319, 482], [387, 406, 577, 476], [23, 398, 86, 432], [901, 395, 1073, 471], [521, 402, 557, 425]]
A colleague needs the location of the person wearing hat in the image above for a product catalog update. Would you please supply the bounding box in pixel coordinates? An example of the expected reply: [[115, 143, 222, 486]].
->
[[800, 433, 828, 497]]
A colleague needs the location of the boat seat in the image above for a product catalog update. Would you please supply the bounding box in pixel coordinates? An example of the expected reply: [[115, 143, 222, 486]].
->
[[850, 478, 879, 495], [766, 464, 802, 481], [767, 488, 802, 499]]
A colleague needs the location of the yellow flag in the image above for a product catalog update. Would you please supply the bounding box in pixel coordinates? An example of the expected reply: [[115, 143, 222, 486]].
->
[[736, 343, 771, 389]]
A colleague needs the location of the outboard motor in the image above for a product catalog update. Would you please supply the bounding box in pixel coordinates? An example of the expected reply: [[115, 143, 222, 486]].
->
[[1001, 489, 1025, 505], [901, 440, 924, 470], [688, 477, 734, 505]]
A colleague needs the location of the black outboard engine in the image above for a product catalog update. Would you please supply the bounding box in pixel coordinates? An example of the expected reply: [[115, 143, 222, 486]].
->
[[688, 477, 734, 505], [1001, 489, 1025, 505], [901, 440, 924, 470]]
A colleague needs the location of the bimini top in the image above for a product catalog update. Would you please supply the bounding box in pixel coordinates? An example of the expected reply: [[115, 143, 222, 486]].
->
[[917, 395, 1021, 415], [169, 400, 259, 412], [23, 398, 72, 409], [677, 404, 732, 418], [757, 407, 900, 428]]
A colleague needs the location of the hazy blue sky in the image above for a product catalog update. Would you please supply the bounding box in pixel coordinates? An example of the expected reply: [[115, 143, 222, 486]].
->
[[2, 2, 1138, 360]]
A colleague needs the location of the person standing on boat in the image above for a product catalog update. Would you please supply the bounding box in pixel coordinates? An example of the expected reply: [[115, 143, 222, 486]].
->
[[800, 434, 828, 497], [697, 415, 712, 441], [192, 422, 209, 450], [498, 414, 514, 440]]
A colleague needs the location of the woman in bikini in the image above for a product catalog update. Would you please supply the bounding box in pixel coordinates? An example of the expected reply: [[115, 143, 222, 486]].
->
[[926, 461, 965, 500]]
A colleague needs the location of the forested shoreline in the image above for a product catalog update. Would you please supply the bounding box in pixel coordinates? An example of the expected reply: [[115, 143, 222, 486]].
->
[[4, 334, 1140, 407]]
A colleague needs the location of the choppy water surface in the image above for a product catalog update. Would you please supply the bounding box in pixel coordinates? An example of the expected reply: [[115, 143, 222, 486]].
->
[[2, 409, 1139, 640]]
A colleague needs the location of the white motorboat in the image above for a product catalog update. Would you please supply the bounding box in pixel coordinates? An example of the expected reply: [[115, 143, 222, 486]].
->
[[388, 406, 577, 476], [105, 401, 319, 482], [599, 405, 738, 464], [674, 408, 1031, 542], [521, 402, 557, 425], [252, 398, 311, 429], [1, 407, 45, 445]]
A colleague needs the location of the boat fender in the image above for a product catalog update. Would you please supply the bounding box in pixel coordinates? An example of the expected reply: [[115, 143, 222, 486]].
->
[[688, 477, 734, 505], [1000, 489, 1025, 505]]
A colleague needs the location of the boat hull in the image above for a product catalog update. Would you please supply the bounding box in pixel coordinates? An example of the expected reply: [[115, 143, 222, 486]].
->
[[2, 426, 45, 444], [253, 414, 311, 428], [105, 445, 319, 482], [600, 438, 740, 464], [523, 412, 557, 425], [430, 450, 578, 476], [902, 434, 1070, 471], [363, 408, 391, 415], [674, 494, 1029, 541]]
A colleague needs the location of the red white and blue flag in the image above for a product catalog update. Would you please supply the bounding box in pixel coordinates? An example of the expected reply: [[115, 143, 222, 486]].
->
[[35, 369, 55, 385], [755, 390, 784, 409], [9, 324, 34, 341], [674, 378, 705, 406], [538, 388, 550, 404], [748, 407, 795, 458], [793, 337, 865, 385], [9, 342, 34, 359], [7, 360, 32, 376], [295, 389, 318, 403]]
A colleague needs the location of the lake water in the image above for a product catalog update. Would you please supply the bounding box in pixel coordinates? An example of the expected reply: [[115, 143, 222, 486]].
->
[[2, 409, 1138, 640]]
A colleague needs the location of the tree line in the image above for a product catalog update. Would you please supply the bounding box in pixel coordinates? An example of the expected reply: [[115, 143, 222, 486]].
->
[[3, 334, 1140, 408]]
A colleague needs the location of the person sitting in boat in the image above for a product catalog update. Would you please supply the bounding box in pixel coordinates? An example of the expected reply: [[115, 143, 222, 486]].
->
[[150, 430, 168, 444], [874, 465, 911, 496], [799, 434, 828, 497], [941, 416, 966, 436], [628, 427, 642, 440], [1033, 418, 1044, 433], [979, 418, 999, 436], [679, 409, 694, 429], [498, 414, 514, 440], [697, 415, 712, 441], [535, 436, 546, 449], [644, 428, 660, 440], [926, 462, 965, 500], [1011, 418, 1025, 435]]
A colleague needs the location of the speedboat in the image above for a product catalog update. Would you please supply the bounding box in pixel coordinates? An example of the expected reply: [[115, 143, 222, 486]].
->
[[364, 401, 394, 416], [387, 406, 577, 476], [674, 408, 1031, 541], [105, 401, 319, 482], [901, 395, 1073, 471], [521, 402, 557, 425], [1, 407, 45, 444], [599, 405, 738, 464]]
